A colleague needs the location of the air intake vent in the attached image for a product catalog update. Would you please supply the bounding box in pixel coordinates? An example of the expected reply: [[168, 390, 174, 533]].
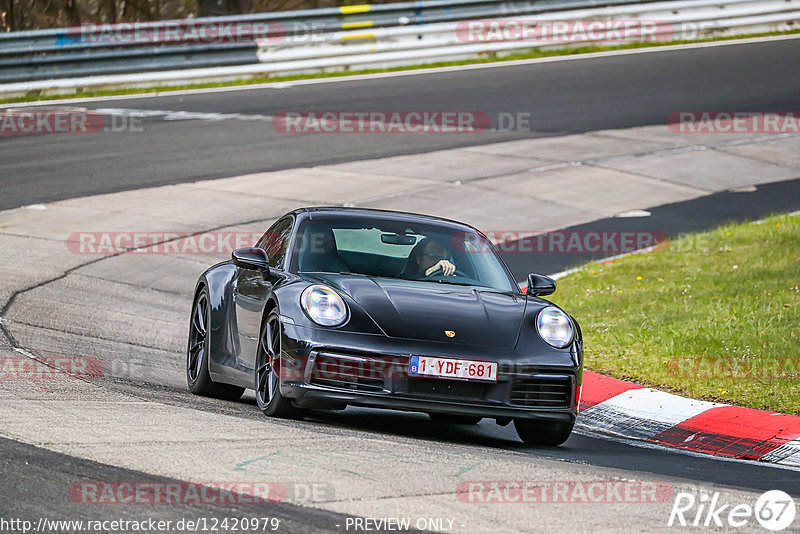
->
[[510, 375, 572, 408], [310, 353, 385, 392]]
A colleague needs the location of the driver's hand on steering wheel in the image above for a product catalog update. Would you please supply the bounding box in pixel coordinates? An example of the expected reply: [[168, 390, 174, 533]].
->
[[425, 259, 456, 277]]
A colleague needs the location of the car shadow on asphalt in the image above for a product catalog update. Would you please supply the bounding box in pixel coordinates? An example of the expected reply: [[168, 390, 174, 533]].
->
[[302, 406, 545, 450]]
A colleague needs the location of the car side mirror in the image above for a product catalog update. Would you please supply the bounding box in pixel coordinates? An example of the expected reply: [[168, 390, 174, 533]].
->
[[232, 248, 270, 275], [527, 273, 556, 296]]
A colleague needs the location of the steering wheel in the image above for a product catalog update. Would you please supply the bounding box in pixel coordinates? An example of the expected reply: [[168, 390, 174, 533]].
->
[[426, 268, 469, 279]]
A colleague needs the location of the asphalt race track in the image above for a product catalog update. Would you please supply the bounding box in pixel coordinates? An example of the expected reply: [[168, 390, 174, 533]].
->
[[2, 36, 800, 531], [0, 436, 358, 533], [499, 177, 800, 278]]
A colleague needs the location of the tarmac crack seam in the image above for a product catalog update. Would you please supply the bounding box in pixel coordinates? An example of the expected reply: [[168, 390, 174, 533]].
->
[[347, 183, 444, 206], [711, 145, 800, 169], [466, 180, 604, 217], [460, 157, 708, 196], [526, 131, 800, 174], [69, 272, 188, 296], [0, 230, 68, 243], [0, 214, 285, 386], [2, 318, 179, 353], [584, 163, 713, 193]]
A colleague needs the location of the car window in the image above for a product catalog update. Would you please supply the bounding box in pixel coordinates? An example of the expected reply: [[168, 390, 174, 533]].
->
[[333, 228, 421, 257], [257, 217, 293, 268], [291, 217, 517, 292]]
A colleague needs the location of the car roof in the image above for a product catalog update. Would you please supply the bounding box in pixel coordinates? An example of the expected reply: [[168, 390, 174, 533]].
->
[[289, 207, 481, 232]]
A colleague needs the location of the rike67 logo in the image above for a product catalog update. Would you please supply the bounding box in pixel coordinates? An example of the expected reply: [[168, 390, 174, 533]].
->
[[669, 490, 796, 531]]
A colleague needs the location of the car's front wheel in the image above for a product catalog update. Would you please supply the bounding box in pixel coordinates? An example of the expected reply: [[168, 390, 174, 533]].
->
[[513, 418, 574, 446], [187, 286, 245, 401], [254, 309, 306, 419]]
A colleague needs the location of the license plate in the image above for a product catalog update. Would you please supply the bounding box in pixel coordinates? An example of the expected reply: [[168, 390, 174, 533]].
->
[[409, 356, 498, 382]]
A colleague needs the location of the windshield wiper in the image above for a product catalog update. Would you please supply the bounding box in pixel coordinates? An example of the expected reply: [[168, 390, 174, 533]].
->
[[303, 271, 359, 275], [432, 279, 475, 287]]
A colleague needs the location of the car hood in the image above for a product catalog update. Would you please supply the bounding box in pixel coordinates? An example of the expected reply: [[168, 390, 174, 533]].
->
[[313, 275, 527, 348]]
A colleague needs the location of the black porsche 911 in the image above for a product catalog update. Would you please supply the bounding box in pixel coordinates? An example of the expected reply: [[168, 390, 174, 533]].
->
[[187, 207, 582, 446]]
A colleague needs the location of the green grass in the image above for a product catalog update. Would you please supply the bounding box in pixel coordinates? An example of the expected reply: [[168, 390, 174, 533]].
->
[[549, 213, 800, 414], [3, 28, 800, 105]]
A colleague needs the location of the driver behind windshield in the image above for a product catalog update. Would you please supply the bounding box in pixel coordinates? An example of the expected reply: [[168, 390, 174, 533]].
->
[[401, 238, 456, 279]]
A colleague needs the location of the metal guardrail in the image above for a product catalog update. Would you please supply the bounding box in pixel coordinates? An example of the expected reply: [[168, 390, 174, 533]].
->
[[256, 0, 800, 66], [0, 0, 663, 84], [0, 0, 657, 51], [0, 0, 797, 96]]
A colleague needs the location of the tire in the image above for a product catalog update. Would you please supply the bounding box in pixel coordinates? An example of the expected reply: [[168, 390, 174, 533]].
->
[[254, 309, 306, 419], [187, 286, 245, 401], [513, 418, 574, 446], [428, 413, 482, 425]]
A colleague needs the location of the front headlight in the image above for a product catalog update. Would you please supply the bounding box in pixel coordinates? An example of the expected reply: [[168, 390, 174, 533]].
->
[[536, 307, 573, 348], [301, 285, 348, 327]]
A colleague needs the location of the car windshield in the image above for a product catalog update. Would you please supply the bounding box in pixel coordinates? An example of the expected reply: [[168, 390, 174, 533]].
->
[[290, 216, 518, 292]]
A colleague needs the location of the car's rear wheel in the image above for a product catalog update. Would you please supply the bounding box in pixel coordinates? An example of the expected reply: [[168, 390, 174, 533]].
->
[[513, 418, 574, 446], [428, 413, 482, 425], [187, 286, 245, 401], [255, 309, 306, 419]]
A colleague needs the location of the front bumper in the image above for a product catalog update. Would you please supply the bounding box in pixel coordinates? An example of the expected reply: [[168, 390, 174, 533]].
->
[[279, 323, 581, 422]]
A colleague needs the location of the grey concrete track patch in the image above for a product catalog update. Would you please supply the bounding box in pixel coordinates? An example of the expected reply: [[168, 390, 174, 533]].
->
[[329, 150, 553, 182], [462, 133, 666, 162], [477, 166, 704, 219], [598, 149, 799, 191], [715, 136, 800, 170]]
